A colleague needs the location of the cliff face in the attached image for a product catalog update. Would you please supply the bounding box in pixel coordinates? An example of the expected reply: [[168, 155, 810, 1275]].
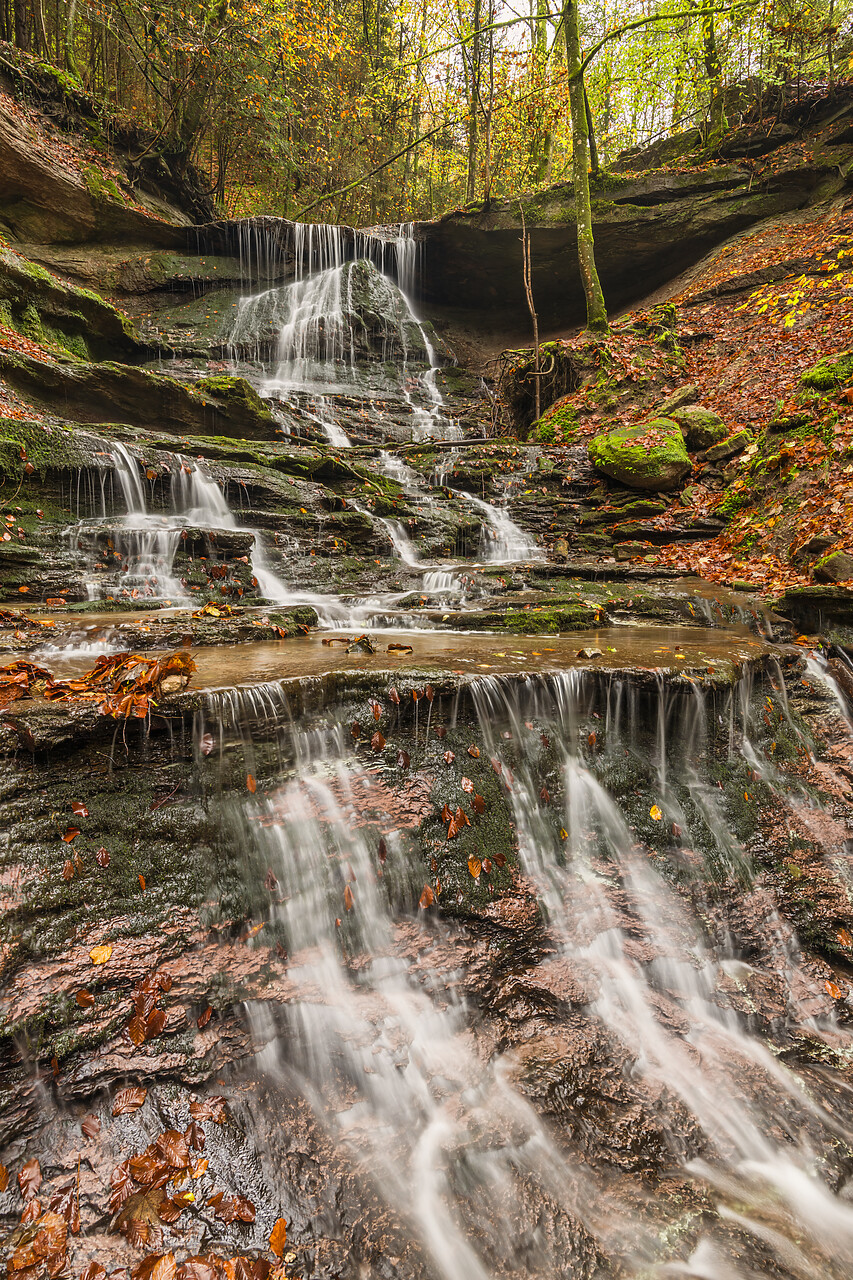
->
[[418, 93, 853, 328]]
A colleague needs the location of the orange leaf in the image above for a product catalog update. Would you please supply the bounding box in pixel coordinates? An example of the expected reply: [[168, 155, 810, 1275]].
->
[[89, 944, 112, 965], [269, 1218, 288, 1258], [246, 774, 257, 793], [418, 884, 434, 909], [344, 884, 354, 911], [467, 857, 482, 879]]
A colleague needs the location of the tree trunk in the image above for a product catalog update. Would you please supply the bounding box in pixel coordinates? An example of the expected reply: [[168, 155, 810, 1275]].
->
[[466, 0, 481, 203], [702, 9, 725, 145], [584, 83, 599, 178], [64, 0, 81, 77], [562, 0, 607, 332], [13, 0, 31, 49]]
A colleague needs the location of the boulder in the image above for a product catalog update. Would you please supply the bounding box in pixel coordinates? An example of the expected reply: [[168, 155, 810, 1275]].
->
[[588, 418, 691, 491], [799, 351, 853, 393], [669, 405, 728, 451], [703, 430, 751, 462], [657, 384, 700, 415], [813, 551, 853, 583]]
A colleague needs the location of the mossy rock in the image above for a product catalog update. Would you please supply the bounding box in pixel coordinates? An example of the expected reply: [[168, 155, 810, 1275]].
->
[[799, 351, 853, 393], [703, 430, 751, 462], [587, 418, 691, 491], [813, 550, 853, 583], [669, 405, 728, 451]]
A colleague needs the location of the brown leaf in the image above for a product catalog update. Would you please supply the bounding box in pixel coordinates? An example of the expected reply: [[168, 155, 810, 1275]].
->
[[0, 1163, 7, 1192], [127, 1014, 147, 1047], [425, 685, 434, 703], [139, 873, 146, 892], [388, 687, 400, 704], [81, 1115, 100, 1139], [377, 838, 387, 864], [178, 1260, 217, 1280], [80, 1264, 107, 1280], [468, 857, 482, 879], [369, 699, 382, 721], [539, 786, 550, 803], [186, 1121, 205, 1151], [461, 777, 474, 794], [112, 1085, 148, 1116], [490, 757, 502, 775], [472, 794, 486, 815], [370, 731, 385, 752], [246, 774, 257, 794], [197, 1006, 213, 1029], [482, 858, 493, 874], [158, 1199, 183, 1224], [467, 745, 480, 758], [435, 725, 447, 739], [493, 850, 506, 868], [62, 858, 75, 881], [344, 884, 354, 911], [75, 989, 95, 1009], [418, 884, 435, 909], [151, 1254, 178, 1280], [96, 847, 110, 867], [264, 868, 278, 891], [351, 721, 360, 739], [71, 801, 89, 817], [269, 1218, 288, 1258], [62, 826, 80, 842], [396, 749, 410, 768], [146, 1009, 167, 1039], [18, 1158, 42, 1199], [189, 1095, 228, 1123], [443, 750, 455, 764]]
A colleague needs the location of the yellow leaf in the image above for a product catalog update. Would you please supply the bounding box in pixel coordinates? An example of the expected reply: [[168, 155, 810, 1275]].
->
[[89, 944, 112, 965], [649, 805, 662, 821]]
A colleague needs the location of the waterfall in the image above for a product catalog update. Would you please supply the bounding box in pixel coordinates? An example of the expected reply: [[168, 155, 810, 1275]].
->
[[67, 446, 289, 603], [211, 662, 853, 1277]]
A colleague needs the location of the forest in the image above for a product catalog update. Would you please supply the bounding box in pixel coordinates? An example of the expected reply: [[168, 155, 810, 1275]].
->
[[1, 0, 853, 1278], [0, 0, 847, 221]]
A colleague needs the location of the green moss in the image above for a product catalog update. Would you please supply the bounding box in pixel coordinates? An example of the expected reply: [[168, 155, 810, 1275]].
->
[[531, 399, 578, 442], [588, 418, 691, 491], [82, 165, 123, 202], [800, 351, 853, 392]]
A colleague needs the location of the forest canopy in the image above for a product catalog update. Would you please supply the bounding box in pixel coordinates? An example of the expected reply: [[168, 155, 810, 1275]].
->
[[1, 0, 850, 223]]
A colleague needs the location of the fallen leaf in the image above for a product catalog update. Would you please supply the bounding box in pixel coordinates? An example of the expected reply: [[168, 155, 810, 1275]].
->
[[418, 884, 434, 908], [269, 1218, 288, 1258], [649, 804, 663, 821], [90, 944, 112, 965], [112, 1086, 148, 1116], [246, 774, 257, 793]]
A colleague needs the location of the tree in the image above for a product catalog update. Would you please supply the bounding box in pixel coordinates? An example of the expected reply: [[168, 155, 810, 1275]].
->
[[563, 0, 608, 331]]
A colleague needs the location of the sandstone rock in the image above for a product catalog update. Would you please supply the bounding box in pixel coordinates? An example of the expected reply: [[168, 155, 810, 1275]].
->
[[657, 384, 700, 415], [588, 418, 691, 491], [814, 551, 853, 583]]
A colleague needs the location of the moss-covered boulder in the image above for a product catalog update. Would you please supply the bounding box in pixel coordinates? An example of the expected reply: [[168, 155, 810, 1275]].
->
[[814, 550, 853, 583], [669, 404, 728, 451], [587, 418, 691, 491], [529, 396, 579, 443], [800, 351, 853, 393]]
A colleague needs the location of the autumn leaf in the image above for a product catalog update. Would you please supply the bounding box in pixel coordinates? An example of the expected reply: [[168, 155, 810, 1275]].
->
[[90, 944, 112, 965], [443, 750, 455, 764], [81, 1115, 101, 1139], [188, 1096, 228, 1123], [825, 979, 843, 999], [62, 825, 80, 842], [649, 804, 663, 821], [472, 794, 486, 814], [269, 1218, 288, 1258], [71, 801, 89, 817], [246, 774, 257, 793], [467, 857, 482, 879], [461, 777, 474, 793], [18, 1157, 42, 1199], [344, 884, 354, 911], [0, 1163, 7, 1192], [96, 847, 110, 867], [419, 884, 435, 908], [467, 745, 480, 758], [113, 1085, 148, 1116], [396, 749, 410, 768], [370, 731, 385, 752]]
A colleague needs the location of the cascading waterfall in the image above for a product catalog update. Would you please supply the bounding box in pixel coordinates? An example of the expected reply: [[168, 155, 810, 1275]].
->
[[210, 664, 853, 1279], [67, 445, 289, 603]]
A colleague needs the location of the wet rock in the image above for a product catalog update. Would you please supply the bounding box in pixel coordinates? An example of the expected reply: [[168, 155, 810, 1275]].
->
[[588, 418, 691, 491], [813, 550, 853, 583]]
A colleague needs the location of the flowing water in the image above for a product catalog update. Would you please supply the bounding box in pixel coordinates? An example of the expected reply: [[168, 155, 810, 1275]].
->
[[199, 653, 853, 1280]]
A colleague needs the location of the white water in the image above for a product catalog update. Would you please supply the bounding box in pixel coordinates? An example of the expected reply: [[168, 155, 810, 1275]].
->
[[67, 446, 289, 603], [216, 666, 853, 1279]]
